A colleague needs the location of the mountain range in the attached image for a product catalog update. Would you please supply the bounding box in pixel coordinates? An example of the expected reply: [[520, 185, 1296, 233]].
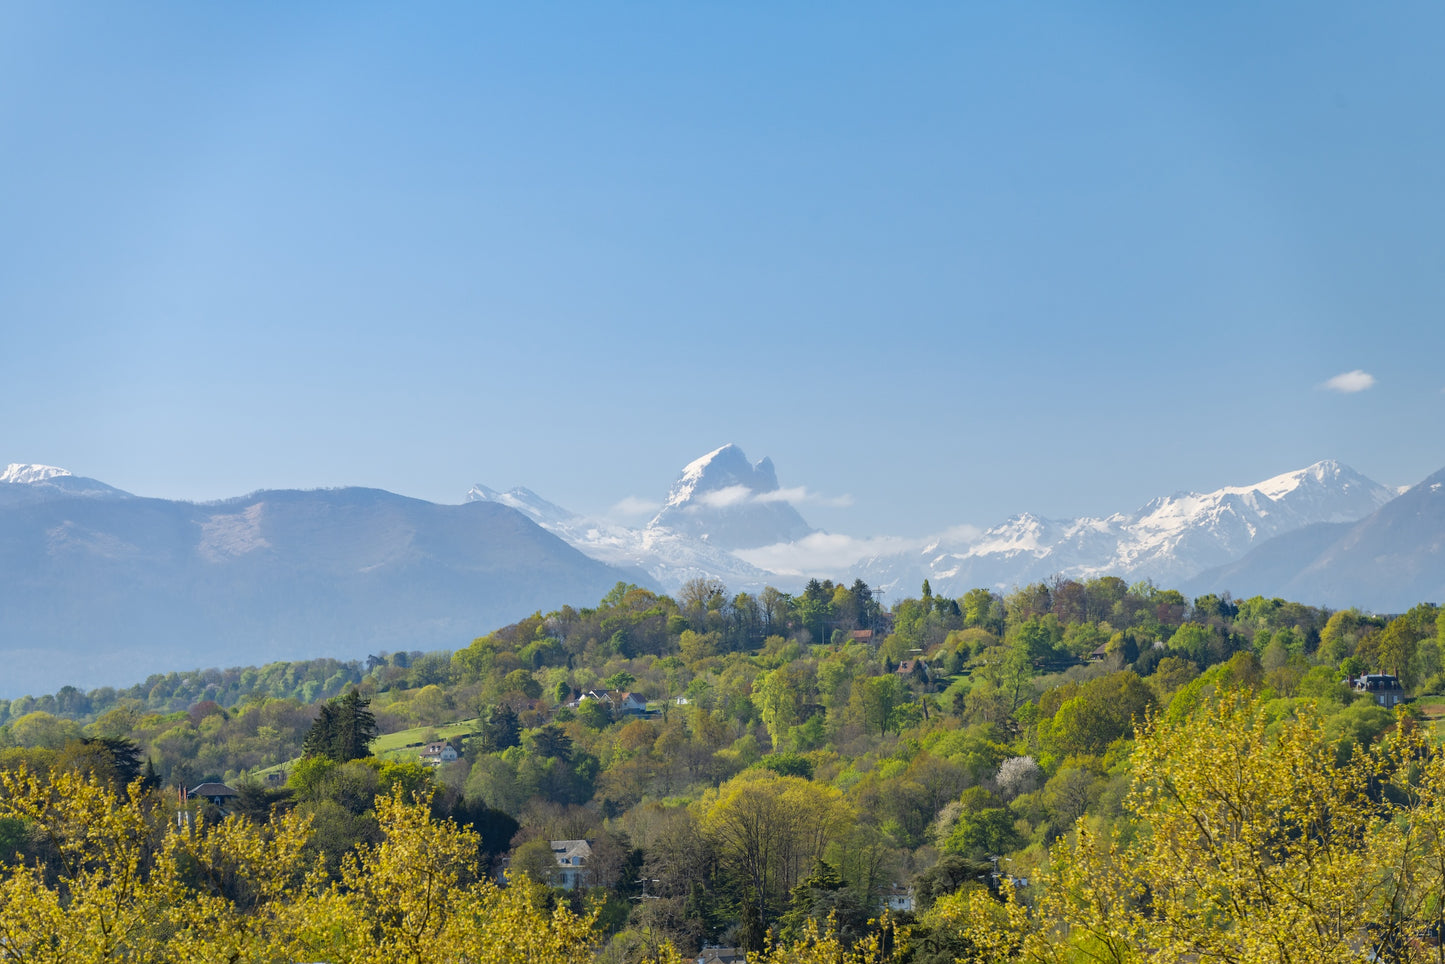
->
[[5, 449, 1442, 696], [466, 444, 800, 592], [1183, 467, 1445, 612], [472, 447, 1430, 611], [853, 460, 1398, 598], [0, 467, 640, 697]]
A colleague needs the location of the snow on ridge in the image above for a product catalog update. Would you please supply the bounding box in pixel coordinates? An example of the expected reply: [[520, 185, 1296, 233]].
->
[[664, 443, 751, 509], [1, 463, 72, 484], [458, 455, 1395, 600], [678, 443, 739, 484], [465, 483, 502, 502], [466, 483, 576, 527], [461, 473, 780, 591], [1226, 459, 1339, 501], [856, 459, 1397, 597]]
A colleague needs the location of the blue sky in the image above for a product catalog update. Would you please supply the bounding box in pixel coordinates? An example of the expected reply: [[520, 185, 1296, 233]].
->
[[4, 3, 1443, 545]]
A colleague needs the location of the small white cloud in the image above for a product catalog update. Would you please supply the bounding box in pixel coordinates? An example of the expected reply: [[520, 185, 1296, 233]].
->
[[609, 496, 661, 519], [697, 485, 754, 509], [734, 520, 985, 579], [1321, 370, 1376, 393], [754, 486, 855, 508], [939, 523, 984, 542], [736, 532, 918, 576], [754, 486, 808, 504]]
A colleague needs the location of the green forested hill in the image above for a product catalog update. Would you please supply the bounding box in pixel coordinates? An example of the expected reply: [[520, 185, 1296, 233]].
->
[[2, 576, 1442, 960]]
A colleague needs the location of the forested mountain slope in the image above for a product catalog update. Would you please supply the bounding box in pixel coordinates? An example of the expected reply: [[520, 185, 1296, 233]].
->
[[1187, 465, 1445, 611]]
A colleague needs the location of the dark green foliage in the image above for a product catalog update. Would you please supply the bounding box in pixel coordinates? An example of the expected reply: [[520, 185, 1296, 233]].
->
[[911, 852, 994, 909], [233, 778, 291, 824], [754, 753, 814, 779], [447, 796, 520, 860], [0, 816, 29, 865], [301, 690, 378, 762], [602, 671, 636, 691], [85, 736, 145, 784], [779, 861, 869, 945], [475, 704, 521, 753], [528, 723, 573, 762], [56, 736, 151, 790]]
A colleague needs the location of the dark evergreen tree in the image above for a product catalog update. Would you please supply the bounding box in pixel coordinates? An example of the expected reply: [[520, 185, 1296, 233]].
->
[[779, 860, 869, 945], [447, 797, 520, 861], [528, 723, 573, 762], [301, 702, 339, 759], [301, 689, 377, 762], [910, 852, 995, 909], [475, 704, 520, 753], [70, 736, 146, 788]]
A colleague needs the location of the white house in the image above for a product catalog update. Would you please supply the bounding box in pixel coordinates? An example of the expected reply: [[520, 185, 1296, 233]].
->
[[551, 839, 593, 890], [881, 884, 915, 913], [419, 741, 459, 766], [573, 689, 648, 715], [614, 692, 648, 714]]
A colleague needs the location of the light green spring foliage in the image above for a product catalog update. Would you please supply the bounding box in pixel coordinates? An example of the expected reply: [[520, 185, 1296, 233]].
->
[[13, 691, 1445, 963], [938, 693, 1445, 964], [0, 771, 597, 964]]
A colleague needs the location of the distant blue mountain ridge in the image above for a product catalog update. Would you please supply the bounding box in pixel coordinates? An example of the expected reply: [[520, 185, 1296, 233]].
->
[[0, 466, 647, 697]]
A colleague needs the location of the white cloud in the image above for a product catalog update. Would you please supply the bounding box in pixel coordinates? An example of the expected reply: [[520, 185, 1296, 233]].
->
[[609, 496, 661, 519], [755, 486, 854, 508], [1321, 369, 1376, 393], [697, 485, 754, 509], [734, 521, 985, 579], [695, 485, 854, 509], [735, 532, 917, 576], [754, 486, 808, 504], [937, 523, 984, 543]]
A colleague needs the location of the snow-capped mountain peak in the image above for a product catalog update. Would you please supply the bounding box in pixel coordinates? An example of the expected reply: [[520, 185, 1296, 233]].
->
[[855, 460, 1397, 595], [459, 446, 815, 588], [460, 472, 777, 593], [1188, 459, 1365, 504], [1, 463, 72, 484], [650, 445, 812, 550], [661, 443, 781, 510], [465, 484, 577, 528], [0, 464, 132, 505]]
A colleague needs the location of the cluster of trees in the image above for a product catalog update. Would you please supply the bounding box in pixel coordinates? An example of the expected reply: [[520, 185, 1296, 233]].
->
[[8, 687, 1445, 962], [0, 656, 374, 727], [923, 692, 1445, 963], [3, 576, 1445, 960], [0, 769, 604, 963]]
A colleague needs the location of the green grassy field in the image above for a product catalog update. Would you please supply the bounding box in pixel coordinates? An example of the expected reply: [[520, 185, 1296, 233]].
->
[[243, 718, 480, 783], [371, 718, 479, 757], [1410, 698, 1445, 745]]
